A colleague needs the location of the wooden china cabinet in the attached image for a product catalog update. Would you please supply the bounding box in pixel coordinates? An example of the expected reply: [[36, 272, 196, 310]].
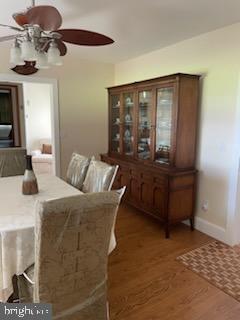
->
[[101, 73, 200, 238]]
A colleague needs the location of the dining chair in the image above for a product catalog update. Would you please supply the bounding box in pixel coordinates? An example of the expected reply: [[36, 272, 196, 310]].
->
[[17, 188, 125, 319], [66, 153, 90, 190], [0, 148, 26, 177], [82, 159, 119, 193]]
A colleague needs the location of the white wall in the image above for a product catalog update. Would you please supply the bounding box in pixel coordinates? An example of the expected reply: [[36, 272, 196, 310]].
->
[[23, 83, 52, 153], [114, 22, 240, 243]]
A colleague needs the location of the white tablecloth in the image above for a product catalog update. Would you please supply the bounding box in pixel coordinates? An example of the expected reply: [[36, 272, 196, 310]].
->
[[0, 174, 81, 302]]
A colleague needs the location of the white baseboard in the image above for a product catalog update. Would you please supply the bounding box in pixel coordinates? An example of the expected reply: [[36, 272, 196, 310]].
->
[[184, 217, 228, 244]]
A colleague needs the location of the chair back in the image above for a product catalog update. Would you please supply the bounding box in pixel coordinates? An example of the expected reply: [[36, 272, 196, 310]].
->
[[82, 159, 118, 193], [0, 148, 26, 177], [66, 153, 90, 190], [34, 190, 124, 319]]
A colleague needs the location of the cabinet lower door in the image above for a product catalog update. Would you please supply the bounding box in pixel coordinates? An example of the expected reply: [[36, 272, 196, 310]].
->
[[139, 177, 153, 210], [128, 174, 140, 206], [114, 166, 130, 201], [152, 184, 166, 219]]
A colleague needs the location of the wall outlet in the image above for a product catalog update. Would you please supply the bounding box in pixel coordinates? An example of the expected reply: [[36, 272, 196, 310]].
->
[[201, 200, 209, 212]]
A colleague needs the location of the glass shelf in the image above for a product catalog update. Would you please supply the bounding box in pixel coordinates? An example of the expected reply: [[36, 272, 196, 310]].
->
[[139, 124, 151, 128], [137, 90, 152, 160], [157, 127, 171, 130], [110, 94, 121, 153], [125, 152, 134, 156], [123, 92, 134, 156], [155, 87, 173, 163]]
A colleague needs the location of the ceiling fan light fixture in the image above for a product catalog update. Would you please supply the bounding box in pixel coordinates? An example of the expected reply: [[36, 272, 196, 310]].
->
[[10, 42, 25, 66], [35, 51, 49, 69], [21, 39, 37, 61], [1, 3, 114, 75], [47, 42, 62, 66]]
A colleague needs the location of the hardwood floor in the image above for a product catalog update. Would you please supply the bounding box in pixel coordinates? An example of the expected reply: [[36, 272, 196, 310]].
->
[[108, 204, 240, 320]]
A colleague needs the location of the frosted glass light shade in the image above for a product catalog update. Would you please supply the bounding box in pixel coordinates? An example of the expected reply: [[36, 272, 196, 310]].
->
[[10, 46, 25, 66], [35, 52, 49, 69], [47, 44, 62, 66], [21, 40, 37, 61]]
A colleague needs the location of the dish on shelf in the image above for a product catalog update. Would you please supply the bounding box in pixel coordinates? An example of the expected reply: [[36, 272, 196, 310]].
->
[[124, 129, 131, 139], [138, 151, 150, 159], [155, 158, 169, 164], [125, 97, 132, 104], [140, 138, 150, 143], [125, 114, 132, 122]]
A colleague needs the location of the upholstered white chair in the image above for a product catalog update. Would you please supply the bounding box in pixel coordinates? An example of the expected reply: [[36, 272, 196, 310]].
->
[[17, 188, 125, 319], [0, 148, 26, 177], [31, 139, 53, 175], [82, 159, 118, 193], [66, 153, 91, 190]]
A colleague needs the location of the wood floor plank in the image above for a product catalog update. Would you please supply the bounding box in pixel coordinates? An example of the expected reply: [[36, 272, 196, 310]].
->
[[108, 204, 240, 319]]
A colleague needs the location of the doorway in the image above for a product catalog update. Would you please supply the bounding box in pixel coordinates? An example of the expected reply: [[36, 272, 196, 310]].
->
[[0, 84, 22, 148], [0, 74, 60, 176]]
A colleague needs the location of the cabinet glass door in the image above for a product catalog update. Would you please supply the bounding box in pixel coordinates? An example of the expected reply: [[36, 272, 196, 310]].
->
[[137, 91, 152, 160], [123, 92, 134, 156], [155, 87, 173, 164], [110, 94, 121, 153]]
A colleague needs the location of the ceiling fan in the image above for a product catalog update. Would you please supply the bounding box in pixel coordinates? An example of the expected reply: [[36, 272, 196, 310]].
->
[[0, 0, 114, 75]]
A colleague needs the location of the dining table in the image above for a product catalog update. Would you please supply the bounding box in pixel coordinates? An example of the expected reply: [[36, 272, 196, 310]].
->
[[0, 173, 82, 302]]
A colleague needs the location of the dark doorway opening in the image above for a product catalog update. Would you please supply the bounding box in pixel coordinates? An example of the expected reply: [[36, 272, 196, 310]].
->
[[0, 85, 21, 148]]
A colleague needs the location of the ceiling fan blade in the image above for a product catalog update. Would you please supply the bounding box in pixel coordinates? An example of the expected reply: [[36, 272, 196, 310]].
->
[[44, 39, 67, 56], [0, 23, 23, 32], [0, 35, 18, 42], [56, 29, 114, 46], [11, 61, 38, 75], [12, 12, 29, 27], [26, 6, 62, 31]]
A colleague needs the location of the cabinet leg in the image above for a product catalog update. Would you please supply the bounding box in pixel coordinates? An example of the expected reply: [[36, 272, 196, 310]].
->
[[190, 217, 194, 231], [165, 223, 170, 239]]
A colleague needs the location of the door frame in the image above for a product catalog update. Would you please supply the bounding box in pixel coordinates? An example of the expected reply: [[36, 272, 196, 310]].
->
[[225, 72, 240, 245], [0, 73, 60, 177]]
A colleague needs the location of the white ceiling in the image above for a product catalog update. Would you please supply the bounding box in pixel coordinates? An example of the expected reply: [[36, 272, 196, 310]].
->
[[1, 0, 240, 63]]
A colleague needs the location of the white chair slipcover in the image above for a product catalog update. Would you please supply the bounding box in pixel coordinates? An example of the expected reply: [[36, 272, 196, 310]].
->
[[82, 159, 118, 193], [18, 188, 125, 320], [0, 148, 26, 177], [66, 153, 90, 190]]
